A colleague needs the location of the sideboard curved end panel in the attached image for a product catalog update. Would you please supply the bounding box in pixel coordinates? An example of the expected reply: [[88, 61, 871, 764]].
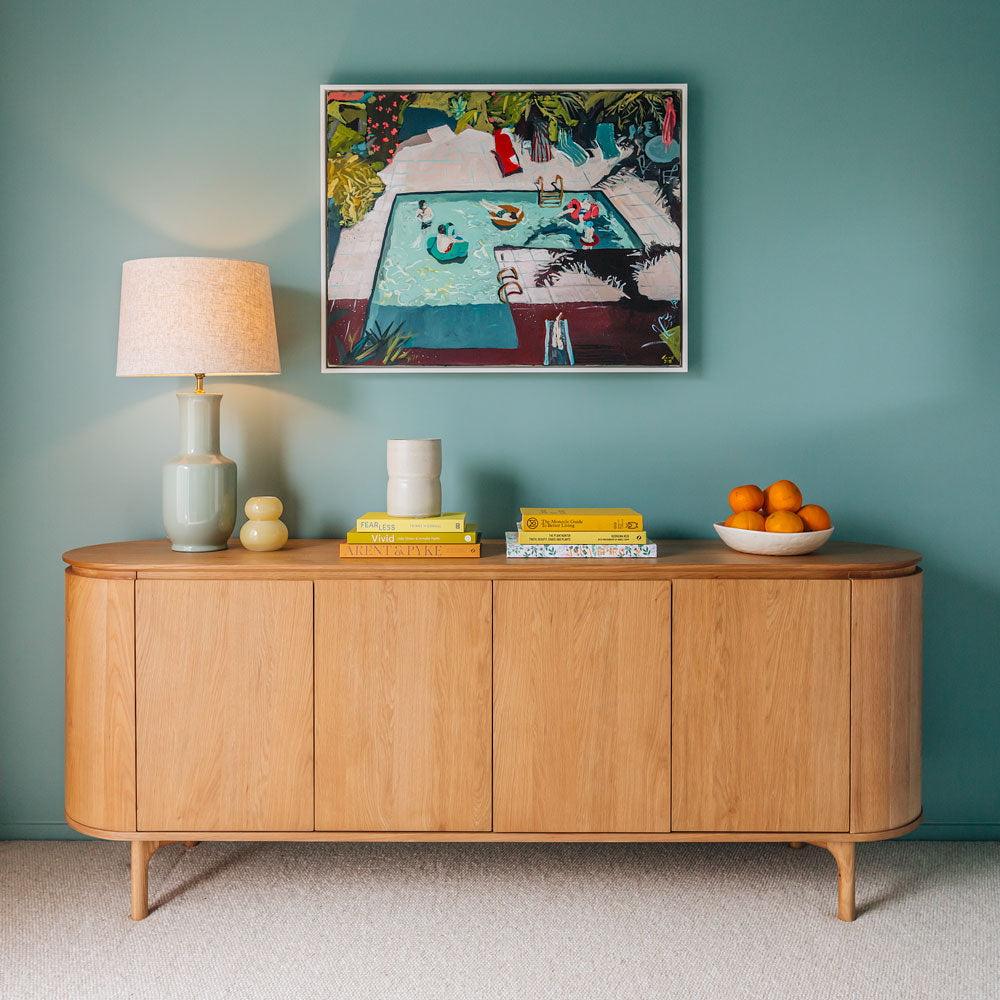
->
[[851, 570, 922, 834], [65, 569, 136, 833]]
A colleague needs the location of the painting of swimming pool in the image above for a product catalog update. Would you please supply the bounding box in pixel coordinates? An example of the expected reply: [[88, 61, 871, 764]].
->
[[322, 85, 687, 371]]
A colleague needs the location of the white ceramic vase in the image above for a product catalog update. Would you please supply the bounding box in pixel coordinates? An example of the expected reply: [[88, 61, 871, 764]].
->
[[386, 439, 442, 517]]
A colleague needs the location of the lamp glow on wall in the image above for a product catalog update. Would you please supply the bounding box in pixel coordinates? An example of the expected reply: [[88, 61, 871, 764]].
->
[[116, 257, 280, 552]]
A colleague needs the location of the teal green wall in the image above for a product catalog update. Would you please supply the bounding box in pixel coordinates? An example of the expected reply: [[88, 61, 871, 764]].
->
[[2, 0, 997, 839]]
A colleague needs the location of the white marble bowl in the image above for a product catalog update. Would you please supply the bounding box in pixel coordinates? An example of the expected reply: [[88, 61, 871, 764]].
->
[[714, 521, 834, 555]]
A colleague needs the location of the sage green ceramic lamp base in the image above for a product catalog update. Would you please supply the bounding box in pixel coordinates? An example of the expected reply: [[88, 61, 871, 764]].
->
[[163, 393, 236, 552]]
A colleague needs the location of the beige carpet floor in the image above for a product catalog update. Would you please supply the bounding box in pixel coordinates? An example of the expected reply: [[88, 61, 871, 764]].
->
[[1, 840, 998, 999]]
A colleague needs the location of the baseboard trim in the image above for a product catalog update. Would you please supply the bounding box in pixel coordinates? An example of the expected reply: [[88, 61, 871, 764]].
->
[[905, 823, 1000, 840], [0, 821, 89, 840], [2, 820, 998, 842]]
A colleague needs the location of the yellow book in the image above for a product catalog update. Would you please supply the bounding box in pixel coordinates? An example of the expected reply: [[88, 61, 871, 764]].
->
[[517, 528, 647, 545], [339, 542, 481, 559], [519, 507, 643, 531], [347, 524, 478, 544], [356, 512, 466, 532]]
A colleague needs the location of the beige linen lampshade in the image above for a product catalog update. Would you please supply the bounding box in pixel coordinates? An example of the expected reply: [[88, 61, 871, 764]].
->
[[116, 257, 280, 377]]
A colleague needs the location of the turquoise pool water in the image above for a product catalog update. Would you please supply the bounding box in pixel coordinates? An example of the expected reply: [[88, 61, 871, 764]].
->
[[371, 190, 642, 309], [365, 190, 641, 351], [367, 191, 642, 348]]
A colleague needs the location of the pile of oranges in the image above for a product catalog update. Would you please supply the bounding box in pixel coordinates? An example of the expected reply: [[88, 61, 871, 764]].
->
[[723, 480, 831, 533]]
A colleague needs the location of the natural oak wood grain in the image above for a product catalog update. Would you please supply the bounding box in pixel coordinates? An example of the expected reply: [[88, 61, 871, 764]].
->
[[806, 841, 857, 921], [315, 580, 492, 831], [851, 572, 923, 833], [672, 580, 851, 832], [63, 538, 922, 580], [135, 580, 313, 832], [65, 570, 136, 832], [69, 811, 923, 843], [130, 840, 174, 920], [493, 580, 671, 832]]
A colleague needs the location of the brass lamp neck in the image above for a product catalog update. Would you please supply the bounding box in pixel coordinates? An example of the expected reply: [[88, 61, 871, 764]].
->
[[194, 373, 205, 393]]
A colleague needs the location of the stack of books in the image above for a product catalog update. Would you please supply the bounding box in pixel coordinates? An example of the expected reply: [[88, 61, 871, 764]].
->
[[506, 507, 656, 558], [340, 512, 480, 558]]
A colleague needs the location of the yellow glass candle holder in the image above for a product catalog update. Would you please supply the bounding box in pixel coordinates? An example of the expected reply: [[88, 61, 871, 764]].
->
[[239, 496, 288, 552]]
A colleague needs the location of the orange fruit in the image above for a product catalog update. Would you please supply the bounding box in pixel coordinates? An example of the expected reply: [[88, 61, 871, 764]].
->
[[728, 484, 765, 513], [797, 504, 831, 531], [724, 510, 765, 531], [765, 510, 804, 533], [763, 480, 803, 514]]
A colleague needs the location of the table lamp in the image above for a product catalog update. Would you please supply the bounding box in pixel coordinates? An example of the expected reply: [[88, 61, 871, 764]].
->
[[116, 257, 280, 552]]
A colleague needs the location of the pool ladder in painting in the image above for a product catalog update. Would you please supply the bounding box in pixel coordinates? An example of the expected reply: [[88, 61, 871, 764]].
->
[[535, 175, 564, 207], [497, 266, 524, 302]]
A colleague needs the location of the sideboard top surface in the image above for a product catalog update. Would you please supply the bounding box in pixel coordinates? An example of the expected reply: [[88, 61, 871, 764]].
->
[[63, 539, 922, 580]]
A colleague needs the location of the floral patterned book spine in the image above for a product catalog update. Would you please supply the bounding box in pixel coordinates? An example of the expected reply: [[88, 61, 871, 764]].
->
[[504, 532, 657, 559]]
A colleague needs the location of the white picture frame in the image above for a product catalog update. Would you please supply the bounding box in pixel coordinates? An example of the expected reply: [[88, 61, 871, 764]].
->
[[321, 84, 688, 372]]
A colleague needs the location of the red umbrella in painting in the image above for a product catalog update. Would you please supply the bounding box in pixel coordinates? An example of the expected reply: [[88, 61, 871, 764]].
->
[[662, 97, 677, 146]]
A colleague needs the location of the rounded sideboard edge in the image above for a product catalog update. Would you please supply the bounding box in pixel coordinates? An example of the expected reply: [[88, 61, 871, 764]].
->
[[62, 538, 922, 580], [63, 810, 925, 844]]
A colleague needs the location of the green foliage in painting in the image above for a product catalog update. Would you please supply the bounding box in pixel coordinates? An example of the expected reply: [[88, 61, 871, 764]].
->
[[583, 90, 675, 134], [325, 87, 681, 230], [404, 91, 453, 114], [328, 122, 364, 157], [452, 92, 493, 134], [663, 326, 682, 365], [405, 90, 588, 140], [345, 320, 413, 365], [490, 91, 584, 141], [327, 99, 367, 128], [643, 315, 682, 366], [405, 91, 495, 133], [326, 153, 385, 228]]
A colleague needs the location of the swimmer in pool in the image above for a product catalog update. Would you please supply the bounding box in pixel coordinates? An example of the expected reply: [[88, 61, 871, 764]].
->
[[480, 199, 518, 222], [559, 196, 598, 221], [415, 200, 433, 229], [435, 223, 464, 254]]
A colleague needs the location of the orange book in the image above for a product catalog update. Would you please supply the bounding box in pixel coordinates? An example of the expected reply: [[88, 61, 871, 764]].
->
[[339, 542, 481, 559]]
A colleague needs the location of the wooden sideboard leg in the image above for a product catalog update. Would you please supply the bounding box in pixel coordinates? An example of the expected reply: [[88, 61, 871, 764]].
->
[[183, 841, 199, 848], [130, 840, 173, 920], [829, 841, 857, 921], [804, 840, 856, 921]]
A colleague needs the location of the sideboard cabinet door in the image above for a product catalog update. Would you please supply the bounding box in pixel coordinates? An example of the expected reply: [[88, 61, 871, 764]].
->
[[314, 580, 492, 832], [672, 580, 850, 832], [493, 580, 671, 833], [136, 580, 314, 832]]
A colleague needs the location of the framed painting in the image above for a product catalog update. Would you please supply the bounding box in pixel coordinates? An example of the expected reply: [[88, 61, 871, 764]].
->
[[321, 84, 687, 371]]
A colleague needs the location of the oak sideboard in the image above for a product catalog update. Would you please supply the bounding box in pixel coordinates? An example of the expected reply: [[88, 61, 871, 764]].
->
[[63, 539, 922, 921]]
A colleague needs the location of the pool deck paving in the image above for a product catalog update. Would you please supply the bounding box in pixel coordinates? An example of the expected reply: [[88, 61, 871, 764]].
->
[[328, 125, 680, 304], [495, 248, 625, 307]]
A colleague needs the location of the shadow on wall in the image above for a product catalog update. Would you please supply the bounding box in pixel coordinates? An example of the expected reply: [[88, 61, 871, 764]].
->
[[226, 385, 300, 534], [271, 284, 323, 372], [919, 566, 1000, 824], [464, 466, 522, 533], [222, 282, 333, 534]]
